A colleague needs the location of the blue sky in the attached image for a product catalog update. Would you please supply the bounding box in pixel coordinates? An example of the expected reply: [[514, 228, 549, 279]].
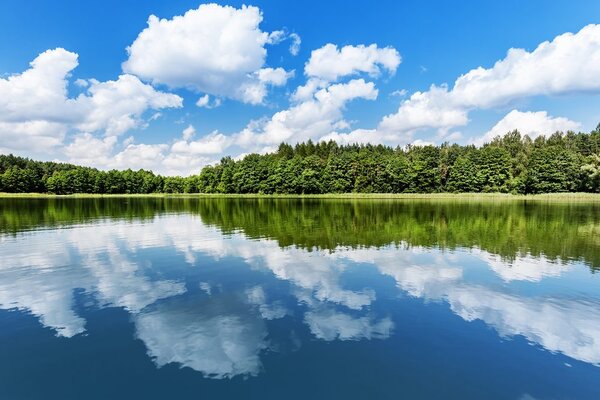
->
[[1, 1, 600, 175]]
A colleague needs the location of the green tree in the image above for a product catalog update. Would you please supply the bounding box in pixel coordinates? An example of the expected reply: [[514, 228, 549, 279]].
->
[[526, 146, 582, 193], [581, 153, 600, 192], [447, 155, 479, 192], [407, 145, 440, 193]]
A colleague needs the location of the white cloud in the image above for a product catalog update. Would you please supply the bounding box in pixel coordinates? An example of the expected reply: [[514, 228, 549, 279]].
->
[[452, 24, 600, 108], [237, 67, 295, 105], [76, 74, 182, 136], [267, 30, 301, 55], [65, 132, 185, 173], [319, 128, 398, 146], [305, 43, 401, 81], [0, 48, 182, 155], [446, 131, 463, 141], [235, 79, 378, 149], [6, 22, 598, 171], [64, 133, 117, 166], [122, 4, 291, 104], [266, 30, 286, 44], [0, 48, 80, 123], [291, 78, 328, 102], [64, 133, 217, 175], [74, 78, 89, 88], [0, 120, 68, 153], [196, 94, 211, 108], [172, 130, 233, 155], [380, 24, 600, 139], [257, 67, 294, 86], [161, 153, 214, 176], [390, 89, 408, 97], [149, 112, 162, 121], [289, 33, 301, 56], [196, 94, 222, 109], [111, 142, 169, 170], [324, 85, 466, 146], [182, 124, 196, 141], [476, 110, 581, 145], [379, 85, 468, 134]]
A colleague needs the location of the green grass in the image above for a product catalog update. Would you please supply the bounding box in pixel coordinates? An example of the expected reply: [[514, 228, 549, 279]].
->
[[1, 192, 600, 202]]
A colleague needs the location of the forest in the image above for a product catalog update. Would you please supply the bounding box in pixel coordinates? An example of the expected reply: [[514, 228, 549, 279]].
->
[[1, 127, 600, 194]]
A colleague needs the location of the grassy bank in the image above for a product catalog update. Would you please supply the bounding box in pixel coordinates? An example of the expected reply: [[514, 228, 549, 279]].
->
[[1, 192, 600, 202]]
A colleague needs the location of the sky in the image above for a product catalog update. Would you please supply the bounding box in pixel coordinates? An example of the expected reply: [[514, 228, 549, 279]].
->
[[1, 0, 600, 175]]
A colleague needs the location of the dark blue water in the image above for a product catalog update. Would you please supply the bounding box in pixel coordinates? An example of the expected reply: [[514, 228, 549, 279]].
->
[[1, 199, 599, 399]]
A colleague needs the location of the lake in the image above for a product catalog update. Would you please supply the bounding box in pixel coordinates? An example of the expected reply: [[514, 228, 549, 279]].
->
[[1, 197, 599, 399]]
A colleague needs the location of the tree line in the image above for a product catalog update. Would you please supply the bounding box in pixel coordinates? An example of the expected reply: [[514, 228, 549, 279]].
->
[[2, 127, 600, 194]]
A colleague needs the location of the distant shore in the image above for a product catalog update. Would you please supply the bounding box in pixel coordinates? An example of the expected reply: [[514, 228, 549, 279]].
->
[[2, 192, 600, 202]]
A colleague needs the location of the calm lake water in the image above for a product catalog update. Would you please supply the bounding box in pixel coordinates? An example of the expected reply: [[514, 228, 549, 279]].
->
[[1, 197, 599, 399]]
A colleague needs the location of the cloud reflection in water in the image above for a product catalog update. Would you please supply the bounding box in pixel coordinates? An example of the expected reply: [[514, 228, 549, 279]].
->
[[1, 214, 599, 378]]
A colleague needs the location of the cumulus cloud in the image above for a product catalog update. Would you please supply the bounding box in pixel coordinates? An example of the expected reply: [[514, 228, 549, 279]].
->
[[286, 25, 599, 148], [0, 48, 227, 175], [171, 130, 233, 156], [122, 4, 291, 104], [452, 24, 600, 108], [231, 42, 403, 150], [0, 121, 68, 153], [63, 128, 222, 176], [0, 48, 81, 123], [257, 67, 294, 86], [64, 133, 118, 166], [6, 19, 598, 170], [0, 48, 182, 155], [238, 67, 294, 105], [475, 110, 581, 145], [236, 79, 378, 150], [379, 85, 469, 134], [111, 142, 170, 170], [64, 132, 181, 173], [76, 74, 183, 136], [305, 43, 401, 81], [380, 24, 600, 140], [319, 85, 465, 146]]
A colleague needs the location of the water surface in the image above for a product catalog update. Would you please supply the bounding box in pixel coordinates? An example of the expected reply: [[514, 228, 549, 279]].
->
[[1, 197, 599, 399]]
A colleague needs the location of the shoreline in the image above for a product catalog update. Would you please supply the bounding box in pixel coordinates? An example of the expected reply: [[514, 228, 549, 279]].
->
[[1, 192, 600, 202]]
